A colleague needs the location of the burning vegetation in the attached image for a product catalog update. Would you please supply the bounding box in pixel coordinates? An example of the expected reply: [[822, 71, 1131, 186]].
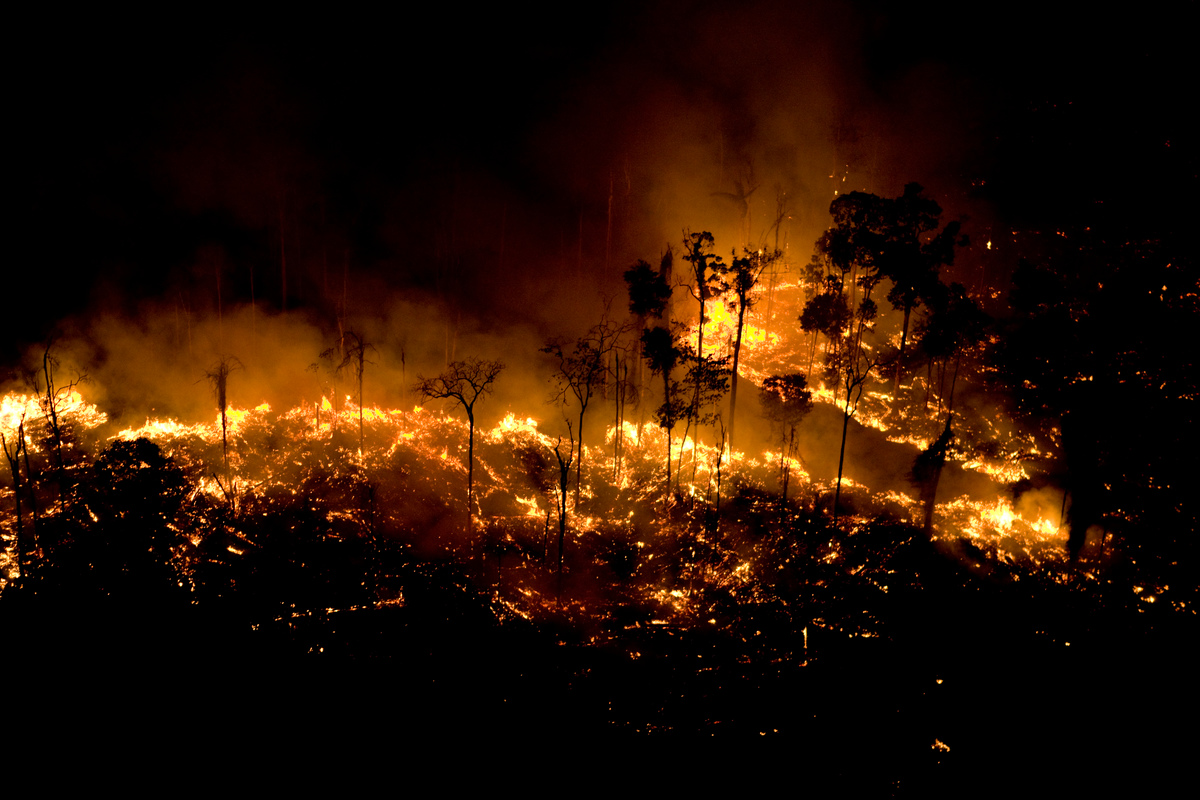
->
[[2, 178, 1194, 776], [4, 4, 1194, 774]]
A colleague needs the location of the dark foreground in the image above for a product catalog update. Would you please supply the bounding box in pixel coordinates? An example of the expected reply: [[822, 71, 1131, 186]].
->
[[5, 541, 1193, 794]]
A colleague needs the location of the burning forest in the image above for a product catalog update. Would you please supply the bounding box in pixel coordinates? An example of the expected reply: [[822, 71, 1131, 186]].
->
[[5, 1, 1195, 787]]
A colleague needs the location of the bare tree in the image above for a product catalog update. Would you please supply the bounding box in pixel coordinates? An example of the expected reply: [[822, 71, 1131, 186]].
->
[[204, 355, 243, 501], [541, 313, 627, 508], [324, 331, 374, 460], [27, 342, 87, 509], [552, 428, 574, 602], [40, 346, 66, 474], [414, 358, 504, 520]]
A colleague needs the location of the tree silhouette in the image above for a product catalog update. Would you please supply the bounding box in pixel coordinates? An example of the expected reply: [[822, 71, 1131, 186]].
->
[[806, 189, 894, 521], [552, 430, 573, 602], [641, 325, 685, 501], [723, 247, 779, 452], [832, 347, 878, 525], [917, 281, 989, 418], [414, 358, 504, 522], [541, 313, 626, 508], [910, 414, 953, 538], [323, 331, 374, 460], [26, 342, 87, 509], [624, 251, 673, 436], [680, 231, 727, 439], [877, 183, 965, 398], [624, 257, 673, 322], [799, 277, 851, 379], [204, 355, 243, 500], [992, 238, 1197, 560], [759, 373, 813, 504], [677, 350, 732, 487]]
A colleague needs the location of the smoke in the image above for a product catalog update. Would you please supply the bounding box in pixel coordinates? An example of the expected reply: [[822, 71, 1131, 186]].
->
[[8, 0, 1106, 513]]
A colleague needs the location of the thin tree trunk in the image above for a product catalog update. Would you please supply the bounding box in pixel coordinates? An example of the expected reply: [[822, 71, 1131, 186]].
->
[[575, 406, 585, 509], [613, 352, 622, 480], [936, 359, 947, 416], [807, 330, 817, 379], [43, 349, 63, 479], [466, 412, 475, 525], [833, 406, 851, 524], [891, 303, 912, 398], [946, 351, 963, 419], [728, 300, 746, 453]]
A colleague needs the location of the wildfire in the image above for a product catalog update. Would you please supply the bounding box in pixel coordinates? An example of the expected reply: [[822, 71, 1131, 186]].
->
[[961, 458, 1029, 483], [937, 495, 1067, 560], [703, 298, 781, 356], [491, 413, 552, 447], [0, 393, 37, 438], [1, 391, 108, 444]]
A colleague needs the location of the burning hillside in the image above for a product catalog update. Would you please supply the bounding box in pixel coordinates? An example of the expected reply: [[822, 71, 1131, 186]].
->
[[3, 224, 1194, 786], [5, 4, 1194, 785]]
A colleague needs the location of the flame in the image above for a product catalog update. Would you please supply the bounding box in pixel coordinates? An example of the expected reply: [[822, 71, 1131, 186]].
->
[[961, 458, 1029, 483], [1, 393, 37, 438], [938, 495, 1066, 556]]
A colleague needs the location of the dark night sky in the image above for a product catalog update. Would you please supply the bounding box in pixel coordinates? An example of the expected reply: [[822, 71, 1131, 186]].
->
[[10, 2, 1193, 366]]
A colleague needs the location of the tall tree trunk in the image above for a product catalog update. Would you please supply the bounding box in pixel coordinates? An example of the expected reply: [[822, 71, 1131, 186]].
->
[[728, 300, 747, 453], [553, 438, 571, 603], [613, 352, 622, 480], [946, 351, 962, 419], [466, 415, 475, 523], [807, 330, 817, 380], [833, 405, 851, 525], [43, 349, 63, 480], [575, 406, 586, 509], [891, 303, 912, 398], [662, 371, 672, 503], [917, 417, 953, 538]]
